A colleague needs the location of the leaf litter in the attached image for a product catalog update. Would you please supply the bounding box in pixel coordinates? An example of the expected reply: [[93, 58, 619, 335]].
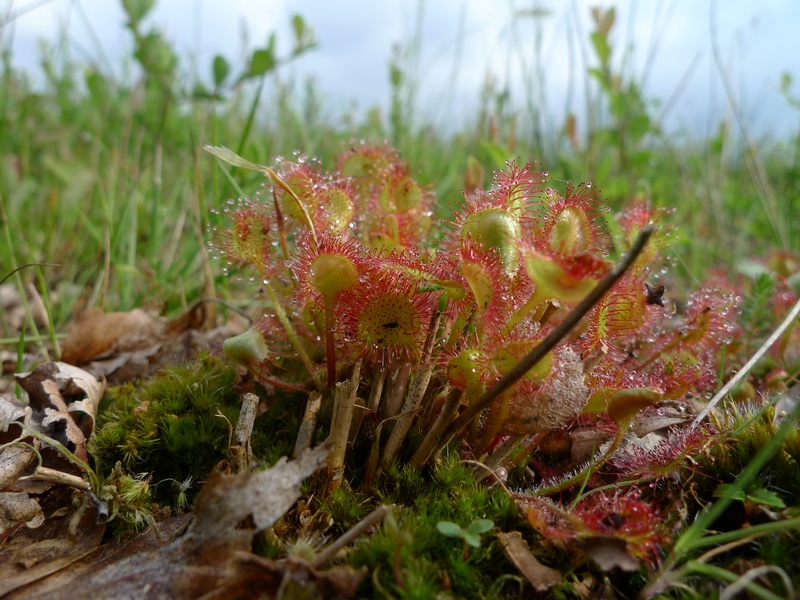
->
[[0, 358, 368, 599]]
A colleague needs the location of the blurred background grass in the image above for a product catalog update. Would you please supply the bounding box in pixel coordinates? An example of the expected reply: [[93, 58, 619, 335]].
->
[[1, 0, 799, 340]]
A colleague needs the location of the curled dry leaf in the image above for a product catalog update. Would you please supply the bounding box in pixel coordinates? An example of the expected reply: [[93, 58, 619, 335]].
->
[[0, 446, 35, 492], [15, 362, 104, 464], [497, 530, 562, 592]]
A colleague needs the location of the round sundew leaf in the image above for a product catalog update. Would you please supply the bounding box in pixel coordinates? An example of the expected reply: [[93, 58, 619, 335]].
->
[[382, 176, 422, 213], [584, 388, 615, 414], [447, 348, 484, 391], [222, 327, 270, 367], [400, 178, 423, 212], [309, 254, 359, 305], [549, 205, 592, 256], [606, 388, 662, 427], [461, 208, 521, 275], [436, 521, 465, 538], [319, 188, 354, 234], [281, 173, 315, 223], [524, 250, 597, 306]]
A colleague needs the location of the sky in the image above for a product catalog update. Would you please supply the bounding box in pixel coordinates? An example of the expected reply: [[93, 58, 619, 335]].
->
[[2, 0, 799, 139]]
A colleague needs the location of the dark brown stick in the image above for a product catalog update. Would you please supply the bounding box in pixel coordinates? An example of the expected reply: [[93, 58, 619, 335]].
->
[[428, 225, 654, 460]]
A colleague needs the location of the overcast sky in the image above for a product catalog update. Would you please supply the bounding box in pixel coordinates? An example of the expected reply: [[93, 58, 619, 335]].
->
[[2, 0, 799, 139]]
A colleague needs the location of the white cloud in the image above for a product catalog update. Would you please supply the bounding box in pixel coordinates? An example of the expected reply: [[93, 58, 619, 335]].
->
[[3, 0, 798, 136]]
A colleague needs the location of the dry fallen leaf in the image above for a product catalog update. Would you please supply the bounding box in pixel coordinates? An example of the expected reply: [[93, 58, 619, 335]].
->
[[497, 530, 562, 592], [60, 303, 240, 383], [0, 500, 106, 597], [15, 362, 104, 464], [61, 308, 162, 366], [0, 492, 44, 543], [3, 444, 367, 600]]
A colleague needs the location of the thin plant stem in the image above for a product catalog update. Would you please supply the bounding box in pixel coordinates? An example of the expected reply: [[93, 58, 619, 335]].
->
[[311, 505, 392, 569], [35, 265, 60, 360], [691, 295, 800, 429], [326, 359, 362, 494], [324, 302, 337, 388], [0, 194, 48, 360], [410, 386, 463, 469], [379, 308, 443, 472], [261, 280, 320, 389]]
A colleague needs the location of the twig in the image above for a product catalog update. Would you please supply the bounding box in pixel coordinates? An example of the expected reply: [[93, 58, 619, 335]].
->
[[293, 391, 323, 458], [230, 392, 259, 473], [410, 387, 463, 468], [326, 360, 362, 494], [691, 295, 800, 429], [30, 466, 90, 491], [311, 504, 392, 569], [430, 225, 654, 459]]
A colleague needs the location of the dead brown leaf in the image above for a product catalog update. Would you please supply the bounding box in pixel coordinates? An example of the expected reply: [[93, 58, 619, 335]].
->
[[3, 511, 189, 599], [0, 498, 106, 597], [60, 303, 240, 383], [0, 491, 44, 543], [0, 445, 35, 491], [497, 530, 562, 592], [61, 308, 162, 365], [2, 444, 366, 600], [15, 362, 105, 463]]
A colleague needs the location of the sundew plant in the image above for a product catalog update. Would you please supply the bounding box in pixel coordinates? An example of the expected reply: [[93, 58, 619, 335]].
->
[[207, 140, 800, 578]]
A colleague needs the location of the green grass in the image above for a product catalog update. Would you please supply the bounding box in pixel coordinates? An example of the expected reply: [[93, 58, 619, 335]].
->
[[1, 1, 798, 341], [3, 1, 800, 597]]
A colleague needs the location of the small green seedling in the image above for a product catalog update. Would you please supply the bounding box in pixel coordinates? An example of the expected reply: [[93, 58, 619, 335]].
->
[[436, 518, 493, 560]]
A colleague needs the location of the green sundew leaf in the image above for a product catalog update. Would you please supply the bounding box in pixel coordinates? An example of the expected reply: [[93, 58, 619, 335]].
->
[[212, 55, 230, 87], [466, 518, 493, 536], [436, 521, 465, 539]]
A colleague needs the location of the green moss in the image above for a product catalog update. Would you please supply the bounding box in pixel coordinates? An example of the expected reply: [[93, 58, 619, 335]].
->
[[90, 353, 301, 506]]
